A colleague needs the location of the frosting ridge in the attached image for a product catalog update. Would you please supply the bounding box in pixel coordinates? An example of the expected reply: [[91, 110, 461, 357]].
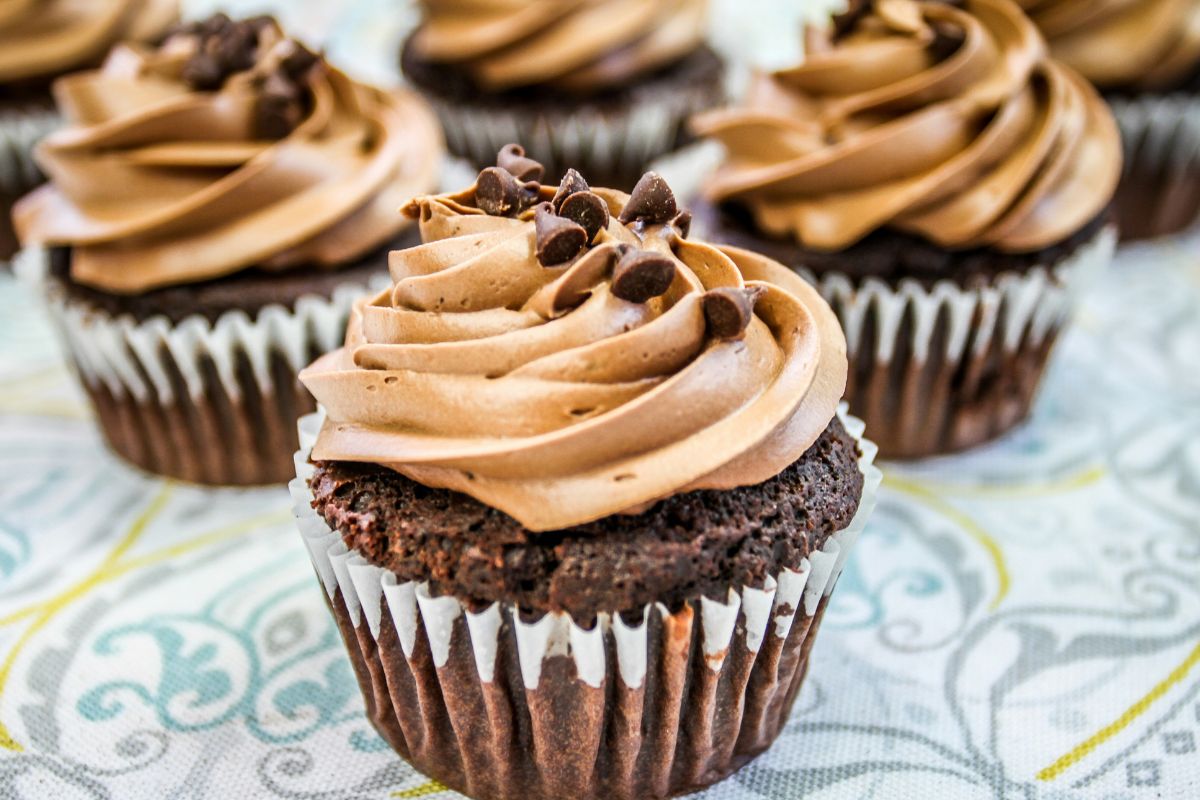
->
[[14, 15, 442, 294], [692, 0, 1122, 253], [300, 158, 848, 531], [0, 0, 178, 85], [1017, 0, 1200, 91], [409, 0, 709, 92]]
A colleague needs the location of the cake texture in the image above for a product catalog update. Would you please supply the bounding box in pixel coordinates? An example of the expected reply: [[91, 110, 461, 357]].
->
[[14, 14, 443, 485], [692, 0, 1121, 458], [400, 0, 725, 190], [0, 0, 179, 259], [290, 154, 879, 800], [1017, 0, 1200, 239]]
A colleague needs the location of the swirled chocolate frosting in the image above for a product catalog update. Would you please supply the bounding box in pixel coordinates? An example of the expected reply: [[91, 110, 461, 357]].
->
[[15, 14, 442, 294], [408, 0, 709, 92], [692, 0, 1122, 253], [0, 0, 177, 85], [1017, 0, 1200, 91], [300, 154, 848, 531]]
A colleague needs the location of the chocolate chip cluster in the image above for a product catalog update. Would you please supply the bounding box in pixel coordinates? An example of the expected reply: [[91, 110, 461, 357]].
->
[[474, 144, 759, 339], [175, 14, 320, 140]]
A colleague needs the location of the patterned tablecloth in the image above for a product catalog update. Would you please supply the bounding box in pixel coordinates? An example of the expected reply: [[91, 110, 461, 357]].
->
[[2, 2, 1200, 799]]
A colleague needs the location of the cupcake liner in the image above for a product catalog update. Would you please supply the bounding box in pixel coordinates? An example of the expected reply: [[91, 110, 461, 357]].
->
[[15, 246, 389, 485], [803, 227, 1116, 459], [426, 78, 720, 190], [0, 105, 58, 258], [0, 105, 56, 196], [289, 406, 880, 800], [1109, 93, 1200, 240]]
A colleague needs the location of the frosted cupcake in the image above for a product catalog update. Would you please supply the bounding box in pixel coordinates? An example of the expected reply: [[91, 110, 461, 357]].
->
[[400, 0, 724, 189], [692, 0, 1121, 458], [0, 0, 178, 259], [1017, 0, 1200, 239], [291, 157, 879, 800], [14, 14, 443, 485]]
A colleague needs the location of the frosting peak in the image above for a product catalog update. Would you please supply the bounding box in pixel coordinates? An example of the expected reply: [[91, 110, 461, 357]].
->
[[693, 0, 1122, 253], [0, 0, 178, 85], [409, 0, 710, 92], [300, 155, 847, 531], [14, 14, 442, 294]]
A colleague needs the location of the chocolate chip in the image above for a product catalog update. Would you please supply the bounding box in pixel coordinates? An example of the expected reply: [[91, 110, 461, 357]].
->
[[611, 246, 676, 303], [256, 70, 303, 138], [558, 191, 609, 242], [181, 53, 224, 91], [619, 172, 678, 225], [497, 144, 544, 184], [672, 209, 693, 238], [535, 204, 587, 266], [476, 167, 524, 217], [282, 42, 320, 80], [703, 287, 763, 339], [212, 20, 258, 72], [201, 13, 233, 37], [552, 169, 590, 212]]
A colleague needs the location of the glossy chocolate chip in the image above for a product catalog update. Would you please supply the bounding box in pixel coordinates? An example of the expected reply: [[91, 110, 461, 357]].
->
[[476, 167, 523, 217], [558, 191, 609, 242], [497, 144, 545, 184], [703, 286, 763, 339], [181, 53, 224, 90], [256, 70, 303, 138], [611, 246, 676, 303], [552, 169, 590, 212], [535, 204, 588, 266], [619, 172, 678, 225], [282, 42, 320, 79], [672, 209, 693, 238]]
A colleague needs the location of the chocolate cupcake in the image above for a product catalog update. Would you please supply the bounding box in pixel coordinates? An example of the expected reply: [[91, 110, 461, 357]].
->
[[0, 0, 179, 260], [692, 0, 1121, 459], [13, 14, 443, 486], [290, 158, 879, 800], [400, 0, 725, 189], [1017, 0, 1200, 240]]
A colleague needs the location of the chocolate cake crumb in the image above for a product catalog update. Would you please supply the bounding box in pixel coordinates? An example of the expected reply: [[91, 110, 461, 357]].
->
[[310, 418, 864, 620]]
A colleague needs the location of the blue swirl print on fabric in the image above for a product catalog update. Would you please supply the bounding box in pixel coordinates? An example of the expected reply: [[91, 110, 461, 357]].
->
[[76, 574, 384, 752], [0, 516, 31, 583]]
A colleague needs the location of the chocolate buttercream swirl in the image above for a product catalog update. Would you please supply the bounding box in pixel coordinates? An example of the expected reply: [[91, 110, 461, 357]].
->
[[408, 0, 709, 92], [0, 0, 178, 85], [1018, 0, 1200, 91], [693, 0, 1122, 253], [300, 164, 848, 532], [14, 15, 442, 294]]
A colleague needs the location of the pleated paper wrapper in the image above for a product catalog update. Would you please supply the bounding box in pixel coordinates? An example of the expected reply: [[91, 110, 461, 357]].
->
[[289, 407, 881, 800]]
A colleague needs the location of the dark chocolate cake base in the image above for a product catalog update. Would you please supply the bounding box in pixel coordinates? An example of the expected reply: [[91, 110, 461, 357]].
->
[[39, 243, 405, 485], [401, 38, 725, 191], [694, 201, 1114, 458], [310, 418, 863, 620]]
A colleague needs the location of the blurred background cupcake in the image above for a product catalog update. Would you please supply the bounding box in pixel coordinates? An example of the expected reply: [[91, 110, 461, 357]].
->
[[399, 0, 725, 190], [692, 0, 1122, 459], [1017, 0, 1200, 240], [292, 158, 879, 800], [13, 13, 442, 486], [0, 0, 179, 260]]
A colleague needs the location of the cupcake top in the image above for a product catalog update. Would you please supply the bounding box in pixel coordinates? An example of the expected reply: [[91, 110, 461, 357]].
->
[[1017, 0, 1200, 92], [692, 0, 1122, 254], [0, 0, 178, 86], [407, 0, 709, 92], [300, 148, 848, 532], [15, 14, 442, 294]]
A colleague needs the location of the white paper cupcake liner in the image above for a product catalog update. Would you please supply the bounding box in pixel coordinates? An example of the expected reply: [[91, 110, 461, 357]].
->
[[0, 105, 57, 196], [290, 405, 880, 800], [1109, 93, 1200, 240], [15, 246, 389, 485], [801, 226, 1116, 458]]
